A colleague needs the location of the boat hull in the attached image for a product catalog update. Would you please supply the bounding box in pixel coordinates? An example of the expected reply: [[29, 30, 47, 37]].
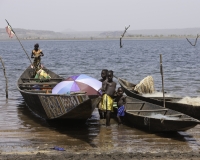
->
[[114, 96, 200, 132], [118, 78, 200, 120], [20, 90, 98, 120], [17, 66, 99, 120], [125, 112, 198, 132]]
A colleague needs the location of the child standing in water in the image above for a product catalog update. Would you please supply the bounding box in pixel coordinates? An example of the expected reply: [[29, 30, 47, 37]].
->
[[101, 70, 116, 126], [115, 87, 126, 125], [98, 69, 108, 119]]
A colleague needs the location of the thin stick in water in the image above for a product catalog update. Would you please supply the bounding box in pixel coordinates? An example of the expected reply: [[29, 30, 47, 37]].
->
[[120, 25, 130, 48], [160, 54, 165, 108], [186, 34, 200, 46], [0, 56, 8, 99]]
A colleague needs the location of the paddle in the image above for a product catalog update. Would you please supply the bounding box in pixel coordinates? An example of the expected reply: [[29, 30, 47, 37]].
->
[[160, 54, 165, 108]]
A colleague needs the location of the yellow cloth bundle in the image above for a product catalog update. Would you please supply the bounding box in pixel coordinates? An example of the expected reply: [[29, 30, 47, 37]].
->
[[35, 69, 51, 79]]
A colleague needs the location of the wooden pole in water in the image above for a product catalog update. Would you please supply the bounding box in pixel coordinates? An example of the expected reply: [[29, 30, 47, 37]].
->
[[160, 54, 165, 108], [0, 56, 8, 99]]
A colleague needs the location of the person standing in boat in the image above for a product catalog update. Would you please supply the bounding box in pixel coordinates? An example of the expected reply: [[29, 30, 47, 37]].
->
[[31, 43, 44, 73], [98, 69, 108, 119], [101, 70, 116, 126], [114, 87, 126, 125]]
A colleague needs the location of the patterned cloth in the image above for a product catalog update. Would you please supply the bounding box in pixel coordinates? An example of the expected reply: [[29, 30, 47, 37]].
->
[[134, 75, 155, 94], [101, 94, 113, 112], [32, 49, 43, 72], [33, 57, 42, 72], [117, 105, 125, 116]]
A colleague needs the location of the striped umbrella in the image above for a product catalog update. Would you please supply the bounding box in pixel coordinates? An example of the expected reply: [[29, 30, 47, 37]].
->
[[52, 74, 102, 95]]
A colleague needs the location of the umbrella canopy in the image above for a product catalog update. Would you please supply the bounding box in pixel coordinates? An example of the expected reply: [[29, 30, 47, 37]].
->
[[52, 74, 102, 95]]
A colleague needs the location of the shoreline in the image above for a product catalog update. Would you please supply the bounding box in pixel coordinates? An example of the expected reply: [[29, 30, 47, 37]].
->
[[0, 36, 195, 41], [1, 150, 200, 160]]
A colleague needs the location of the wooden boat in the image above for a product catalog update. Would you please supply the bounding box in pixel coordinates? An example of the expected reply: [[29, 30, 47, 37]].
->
[[114, 96, 200, 132], [17, 66, 99, 120], [118, 78, 200, 120]]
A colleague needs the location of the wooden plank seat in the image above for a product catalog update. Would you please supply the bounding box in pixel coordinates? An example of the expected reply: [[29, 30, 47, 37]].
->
[[127, 102, 145, 104], [24, 90, 48, 93], [19, 82, 58, 85], [21, 78, 63, 80], [26, 68, 49, 72], [21, 78, 63, 83], [127, 109, 168, 112], [20, 86, 54, 89]]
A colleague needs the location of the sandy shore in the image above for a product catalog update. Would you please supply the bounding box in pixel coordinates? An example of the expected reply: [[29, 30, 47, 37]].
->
[[1, 150, 200, 160]]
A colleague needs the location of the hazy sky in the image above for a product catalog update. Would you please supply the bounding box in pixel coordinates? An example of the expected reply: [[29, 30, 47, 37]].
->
[[1, 0, 200, 32]]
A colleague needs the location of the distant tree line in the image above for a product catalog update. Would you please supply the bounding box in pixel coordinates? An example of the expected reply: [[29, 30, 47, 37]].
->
[[126, 34, 197, 38]]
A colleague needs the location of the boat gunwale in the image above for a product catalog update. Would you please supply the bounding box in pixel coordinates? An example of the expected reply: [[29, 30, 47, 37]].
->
[[118, 78, 183, 100], [126, 111, 200, 123]]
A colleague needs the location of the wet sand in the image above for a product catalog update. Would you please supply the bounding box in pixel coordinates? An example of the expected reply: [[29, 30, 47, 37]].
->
[[1, 151, 200, 160], [0, 100, 200, 159]]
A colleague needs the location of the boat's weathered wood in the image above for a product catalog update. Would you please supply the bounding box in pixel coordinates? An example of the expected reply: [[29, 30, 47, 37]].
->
[[19, 86, 54, 89], [147, 97, 181, 100], [24, 90, 48, 93], [19, 82, 58, 85], [127, 102, 145, 104], [167, 114, 184, 117], [21, 78, 63, 80], [23, 89, 86, 95], [127, 109, 168, 112], [180, 118, 194, 120], [137, 103, 145, 115]]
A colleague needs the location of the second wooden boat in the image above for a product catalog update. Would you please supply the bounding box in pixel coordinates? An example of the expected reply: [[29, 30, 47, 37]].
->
[[114, 96, 200, 132], [118, 78, 200, 120]]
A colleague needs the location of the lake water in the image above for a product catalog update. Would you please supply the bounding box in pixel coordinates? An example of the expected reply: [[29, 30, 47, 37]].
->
[[0, 39, 200, 154]]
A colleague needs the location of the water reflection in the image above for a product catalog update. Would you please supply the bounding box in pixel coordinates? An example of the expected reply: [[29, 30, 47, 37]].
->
[[17, 100, 100, 147]]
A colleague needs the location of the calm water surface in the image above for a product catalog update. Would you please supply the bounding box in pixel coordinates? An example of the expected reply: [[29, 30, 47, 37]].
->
[[0, 39, 200, 154]]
